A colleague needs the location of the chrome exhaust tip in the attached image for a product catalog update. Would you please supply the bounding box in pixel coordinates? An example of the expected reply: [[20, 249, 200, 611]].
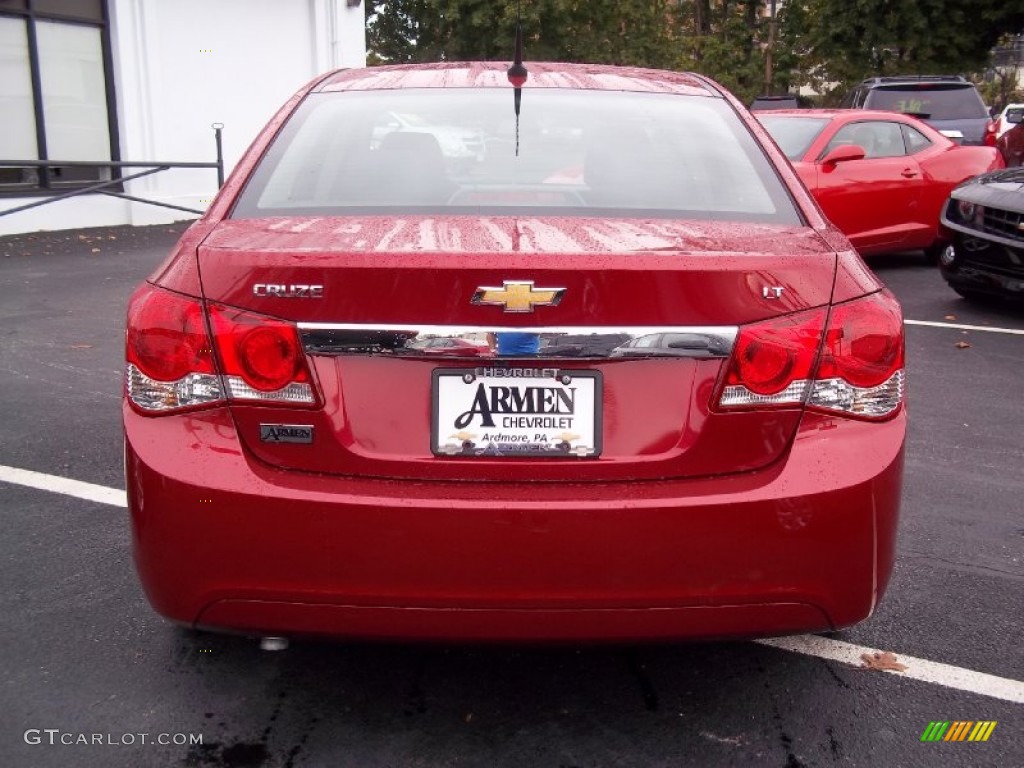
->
[[259, 636, 289, 651]]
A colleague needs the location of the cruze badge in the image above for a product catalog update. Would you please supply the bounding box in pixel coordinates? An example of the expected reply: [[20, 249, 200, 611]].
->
[[471, 281, 565, 313], [253, 283, 324, 298]]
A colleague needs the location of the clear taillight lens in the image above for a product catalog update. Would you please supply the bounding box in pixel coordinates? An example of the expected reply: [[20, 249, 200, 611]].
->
[[125, 284, 317, 414], [717, 290, 904, 420]]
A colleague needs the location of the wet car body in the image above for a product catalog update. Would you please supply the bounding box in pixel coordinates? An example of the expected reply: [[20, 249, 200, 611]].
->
[[124, 63, 907, 643], [939, 168, 1024, 301], [756, 109, 1002, 259]]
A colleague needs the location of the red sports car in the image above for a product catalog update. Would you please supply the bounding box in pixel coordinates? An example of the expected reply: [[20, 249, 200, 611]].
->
[[124, 63, 906, 643], [757, 109, 1003, 261]]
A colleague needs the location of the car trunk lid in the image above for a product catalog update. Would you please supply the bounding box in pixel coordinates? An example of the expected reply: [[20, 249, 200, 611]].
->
[[198, 216, 837, 482]]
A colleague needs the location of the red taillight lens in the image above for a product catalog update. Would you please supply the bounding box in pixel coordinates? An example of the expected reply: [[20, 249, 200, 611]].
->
[[818, 292, 904, 388], [208, 304, 316, 404], [237, 327, 302, 391], [718, 290, 905, 420], [124, 285, 317, 413], [726, 309, 826, 396], [984, 120, 998, 147], [125, 284, 223, 413], [126, 285, 215, 380]]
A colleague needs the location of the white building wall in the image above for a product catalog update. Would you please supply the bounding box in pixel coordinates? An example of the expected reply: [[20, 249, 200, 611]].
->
[[0, 0, 366, 235]]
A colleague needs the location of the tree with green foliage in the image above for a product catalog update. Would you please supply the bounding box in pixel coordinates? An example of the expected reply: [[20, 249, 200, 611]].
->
[[366, 1, 814, 102], [979, 35, 1023, 112], [365, 1, 1024, 105], [366, 0, 426, 64], [674, 0, 802, 101], [367, 1, 681, 68], [793, 0, 1024, 103]]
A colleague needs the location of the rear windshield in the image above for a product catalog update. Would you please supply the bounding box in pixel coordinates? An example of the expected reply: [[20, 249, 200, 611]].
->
[[232, 88, 800, 224], [864, 84, 988, 120], [757, 116, 830, 160]]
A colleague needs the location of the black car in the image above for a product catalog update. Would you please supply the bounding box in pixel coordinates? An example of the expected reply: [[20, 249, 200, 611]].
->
[[841, 76, 993, 146], [939, 168, 1024, 301]]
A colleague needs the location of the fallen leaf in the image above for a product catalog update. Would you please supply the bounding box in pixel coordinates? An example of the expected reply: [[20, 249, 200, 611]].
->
[[860, 651, 907, 672], [955, 341, 971, 349], [464, 713, 473, 723]]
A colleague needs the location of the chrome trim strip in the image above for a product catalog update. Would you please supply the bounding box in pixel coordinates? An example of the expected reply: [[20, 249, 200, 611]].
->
[[941, 216, 1024, 251], [297, 323, 738, 360]]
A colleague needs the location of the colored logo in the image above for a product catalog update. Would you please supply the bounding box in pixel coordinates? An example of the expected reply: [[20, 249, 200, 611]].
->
[[471, 281, 565, 313], [920, 721, 997, 742]]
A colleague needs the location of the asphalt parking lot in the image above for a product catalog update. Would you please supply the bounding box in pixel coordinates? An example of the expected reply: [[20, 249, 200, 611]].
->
[[1, 223, 1021, 768]]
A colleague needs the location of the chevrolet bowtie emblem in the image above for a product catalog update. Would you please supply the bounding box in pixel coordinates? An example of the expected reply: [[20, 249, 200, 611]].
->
[[471, 281, 566, 313]]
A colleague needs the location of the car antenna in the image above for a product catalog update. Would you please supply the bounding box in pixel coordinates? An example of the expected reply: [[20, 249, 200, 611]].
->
[[507, 0, 528, 157]]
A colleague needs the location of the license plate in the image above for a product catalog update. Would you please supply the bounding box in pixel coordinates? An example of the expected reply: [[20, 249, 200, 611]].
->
[[432, 368, 601, 458]]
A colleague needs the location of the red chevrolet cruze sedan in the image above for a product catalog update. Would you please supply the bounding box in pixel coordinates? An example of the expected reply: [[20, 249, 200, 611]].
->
[[124, 63, 906, 643]]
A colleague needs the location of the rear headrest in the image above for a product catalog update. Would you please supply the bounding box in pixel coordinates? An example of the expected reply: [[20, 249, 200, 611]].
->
[[370, 130, 454, 205]]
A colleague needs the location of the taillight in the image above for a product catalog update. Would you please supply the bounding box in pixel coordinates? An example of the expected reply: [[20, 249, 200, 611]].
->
[[207, 304, 316, 405], [125, 284, 317, 414], [125, 285, 223, 413], [809, 291, 904, 419], [983, 120, 998, 147], [816, 293, 903, 387], [720, 308, 827, 407], [718, 291, 904, 420]]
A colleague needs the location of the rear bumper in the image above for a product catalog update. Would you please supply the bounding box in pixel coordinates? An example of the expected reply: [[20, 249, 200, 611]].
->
[[124, 404, 905, 641]]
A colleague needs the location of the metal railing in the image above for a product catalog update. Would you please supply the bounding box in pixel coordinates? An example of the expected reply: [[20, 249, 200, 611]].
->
[[0, 123, 225, 218]]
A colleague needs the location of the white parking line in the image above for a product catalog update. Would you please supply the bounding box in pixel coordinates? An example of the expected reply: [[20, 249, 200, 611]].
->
[[756, 635, 1024, 705], [0, 464, 127, 508], [905, 319, 1024, 336], [2, 463, 1023, 703]]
